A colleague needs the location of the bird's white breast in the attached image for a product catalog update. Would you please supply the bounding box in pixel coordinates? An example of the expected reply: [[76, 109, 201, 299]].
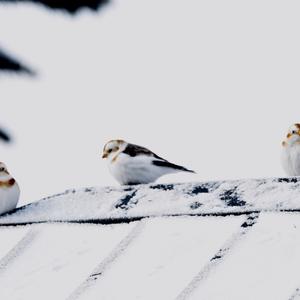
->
[[0, 181, 20, 215], [108, 153, 175, 185], [281, 144, 300, 176]]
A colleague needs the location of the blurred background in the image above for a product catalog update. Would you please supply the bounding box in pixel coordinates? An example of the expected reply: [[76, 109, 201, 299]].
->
[[0, 0, 299, 205]]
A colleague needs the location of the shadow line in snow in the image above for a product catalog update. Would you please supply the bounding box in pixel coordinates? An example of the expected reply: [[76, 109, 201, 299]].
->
[[175, 212, 260, 300], [66, 221, 145, 300], [0, 227, 40, 275], [2, 210, 300, 227]]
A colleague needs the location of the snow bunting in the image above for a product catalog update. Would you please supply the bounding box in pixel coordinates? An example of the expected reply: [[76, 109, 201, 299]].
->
[[102, 140, 195, 185], [281, 123, 300, 176], [0, 162, 19, 215]]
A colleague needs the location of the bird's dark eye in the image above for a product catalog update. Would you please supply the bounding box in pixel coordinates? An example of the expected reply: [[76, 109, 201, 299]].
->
[[292, 130, 297, 134], [108, 149, 112, 153]]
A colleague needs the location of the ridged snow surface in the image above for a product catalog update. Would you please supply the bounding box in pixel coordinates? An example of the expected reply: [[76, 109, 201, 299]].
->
[[0, 177, 300, 224]]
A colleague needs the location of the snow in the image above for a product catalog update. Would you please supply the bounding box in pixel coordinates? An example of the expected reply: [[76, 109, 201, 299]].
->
[[0, 179, 299, 299], [0, 222, 136, 300], [80, 216, 244, 300], [188, 213, 300, 300], [0, 226, 30, 259], [0, 178, 300, 224]]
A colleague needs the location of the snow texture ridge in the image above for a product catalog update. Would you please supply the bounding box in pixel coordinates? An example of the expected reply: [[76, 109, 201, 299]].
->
[[0, 177, 300, 224]]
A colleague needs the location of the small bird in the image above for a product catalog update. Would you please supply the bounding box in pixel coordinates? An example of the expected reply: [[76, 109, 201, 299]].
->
[[0, 162, 20, 215], [281, 124, 300, 176], [102, 139, 195, 185]]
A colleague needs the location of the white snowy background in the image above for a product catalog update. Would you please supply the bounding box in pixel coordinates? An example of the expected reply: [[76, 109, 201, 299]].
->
[[0, 0, 300, 205]]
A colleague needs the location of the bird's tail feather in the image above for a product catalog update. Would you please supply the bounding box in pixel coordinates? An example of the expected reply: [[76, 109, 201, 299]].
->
[[152, 160, 195, 173]]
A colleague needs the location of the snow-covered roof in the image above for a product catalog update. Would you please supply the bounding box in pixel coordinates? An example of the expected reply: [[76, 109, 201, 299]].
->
[[1, 177, 299, 224], [0, 178, 300, 299]]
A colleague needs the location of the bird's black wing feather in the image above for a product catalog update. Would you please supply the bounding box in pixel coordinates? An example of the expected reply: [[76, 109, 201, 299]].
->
[[152, 160, 195, 173], [123, 143, 163, 159]]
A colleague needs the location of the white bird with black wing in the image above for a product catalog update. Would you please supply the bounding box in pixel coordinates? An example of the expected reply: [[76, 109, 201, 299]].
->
[[102, 140, 195, 185], [281, 123, 300, 176], [0, 162, 20, 215]]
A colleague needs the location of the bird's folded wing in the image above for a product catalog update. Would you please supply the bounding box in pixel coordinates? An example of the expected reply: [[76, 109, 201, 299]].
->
[[124, 143, 163, 159]]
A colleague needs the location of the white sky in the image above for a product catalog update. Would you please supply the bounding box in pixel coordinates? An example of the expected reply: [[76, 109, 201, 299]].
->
[[0, 0, 299, 205]]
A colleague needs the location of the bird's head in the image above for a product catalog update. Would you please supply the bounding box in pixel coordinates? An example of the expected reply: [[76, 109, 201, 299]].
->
[[0, 162, 8, 174], [283, 124, 300, 146], [102, 139, 126, 160]]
